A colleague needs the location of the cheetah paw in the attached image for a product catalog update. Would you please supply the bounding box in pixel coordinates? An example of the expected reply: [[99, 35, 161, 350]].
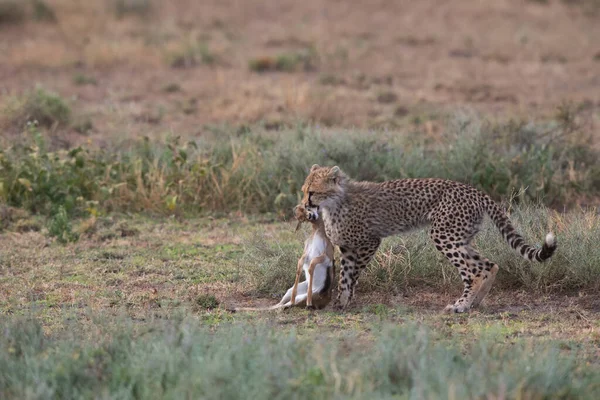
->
[[444, 304, 469, 314]]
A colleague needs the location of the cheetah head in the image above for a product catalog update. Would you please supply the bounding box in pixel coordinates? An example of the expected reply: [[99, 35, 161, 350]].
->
[[301, 164, 347, 211]]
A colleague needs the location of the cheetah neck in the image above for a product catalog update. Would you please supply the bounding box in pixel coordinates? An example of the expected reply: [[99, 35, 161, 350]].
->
[[319, 193, 344, 244], [318, 189, 344, 216]]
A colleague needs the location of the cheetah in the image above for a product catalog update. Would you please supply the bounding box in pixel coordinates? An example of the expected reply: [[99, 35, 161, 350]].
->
[[301, 164, 557, 313], [231, 205, 335, 312]]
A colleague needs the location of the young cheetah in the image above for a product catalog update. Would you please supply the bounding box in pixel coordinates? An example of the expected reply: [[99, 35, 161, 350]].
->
[[301, 165, 557, 313]]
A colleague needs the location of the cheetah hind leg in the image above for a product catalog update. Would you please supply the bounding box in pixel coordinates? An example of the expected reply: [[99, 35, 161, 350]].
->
[[443, 245, 489, 313], [471, 262, 499, 309]]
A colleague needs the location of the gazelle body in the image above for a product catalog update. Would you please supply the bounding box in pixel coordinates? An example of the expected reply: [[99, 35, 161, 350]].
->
[[232, 206, 334, 312]]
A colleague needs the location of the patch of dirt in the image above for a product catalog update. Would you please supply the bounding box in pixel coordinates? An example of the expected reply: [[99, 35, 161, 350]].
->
[[1, 0, 599, 144], [219, 283, 600, 316]]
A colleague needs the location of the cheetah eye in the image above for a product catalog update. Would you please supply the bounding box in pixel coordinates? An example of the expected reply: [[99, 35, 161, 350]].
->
[[309, 191, 314, 197]]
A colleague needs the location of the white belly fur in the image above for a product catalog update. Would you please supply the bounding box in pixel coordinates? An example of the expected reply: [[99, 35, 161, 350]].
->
[[303, 234, 331, 290]]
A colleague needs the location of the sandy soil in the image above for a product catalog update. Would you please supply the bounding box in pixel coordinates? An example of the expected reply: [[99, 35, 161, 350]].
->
[[1, 0, 599, 143]]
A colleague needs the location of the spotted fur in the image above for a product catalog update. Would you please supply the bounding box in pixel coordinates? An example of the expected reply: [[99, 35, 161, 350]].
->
[[301, 165, 557, 313]]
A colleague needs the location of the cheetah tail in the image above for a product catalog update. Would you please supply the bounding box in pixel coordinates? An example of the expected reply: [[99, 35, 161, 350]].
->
[[485, 199, 557, 262]]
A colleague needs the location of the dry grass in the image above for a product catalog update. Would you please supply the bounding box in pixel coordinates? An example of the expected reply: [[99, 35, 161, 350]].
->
[[2, 211, 600, 327], [2, 2, 600, 397], [2, 212, 600, 399], [0, 0, 598, 142]]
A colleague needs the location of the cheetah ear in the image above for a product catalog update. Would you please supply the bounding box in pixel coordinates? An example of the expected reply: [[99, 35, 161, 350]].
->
[[311, 164, 320, 172], [329, 166, 341, 178], [329, 166, 343, 184]]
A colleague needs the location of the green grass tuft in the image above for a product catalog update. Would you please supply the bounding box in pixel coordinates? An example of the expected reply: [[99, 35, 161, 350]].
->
[[195, 293, 219, 309], [249, 48, 318, 73], [73, 73, 97, 86], [168, 40, 217, 68], [47, 206, 79, 244], [1, 316, 597, 399]]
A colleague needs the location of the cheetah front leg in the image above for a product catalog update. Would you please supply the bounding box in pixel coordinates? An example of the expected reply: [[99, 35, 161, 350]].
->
[[335, 247, 357, 309], [335, 241, 380, 310]]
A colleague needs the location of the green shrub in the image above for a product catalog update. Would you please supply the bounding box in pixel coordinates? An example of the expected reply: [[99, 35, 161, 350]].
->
[[249, 47, 318, 72], [32, 0, 56, 22], [4, 88, 71, 129], [47, 206, 79, 244], [0, 113, 598, 218], [72, 116, 93, 134], [195, 293, 219, 310], [73, 73, 97, 86], [162, 82, 181, 93], [0, 0, 26, 25], [113, 0, 153, 18], [168, 40, 216, 68]]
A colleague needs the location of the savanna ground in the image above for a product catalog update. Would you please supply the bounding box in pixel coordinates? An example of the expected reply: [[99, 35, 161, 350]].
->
[[1, 0, 600, 398]]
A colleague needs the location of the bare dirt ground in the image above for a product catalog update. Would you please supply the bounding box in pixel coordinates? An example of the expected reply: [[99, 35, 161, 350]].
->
[[1, 0, 599, 143]]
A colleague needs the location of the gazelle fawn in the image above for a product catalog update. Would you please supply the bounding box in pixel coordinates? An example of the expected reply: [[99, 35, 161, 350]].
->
[[232, 205, 335, 312]]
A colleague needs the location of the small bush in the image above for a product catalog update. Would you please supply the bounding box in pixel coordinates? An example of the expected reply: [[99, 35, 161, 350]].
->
[[319, 73, 345, 86], [32, 0, 56, 22], [48, 206, 79, 244], [0, 0, 26, 25], [0, 134, 102, 215], [195, 293, 219, 310], [72, 116, 94, 134], [113, 0, 153, 18], [73, 73, 97, 86], [5, 88, 71, 129], [561, 0, 600, 15], [249, 48, 318, 73], [376, 91, 398, 104], [168, 40, 216, 68], [162, 82, 181, 93]]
